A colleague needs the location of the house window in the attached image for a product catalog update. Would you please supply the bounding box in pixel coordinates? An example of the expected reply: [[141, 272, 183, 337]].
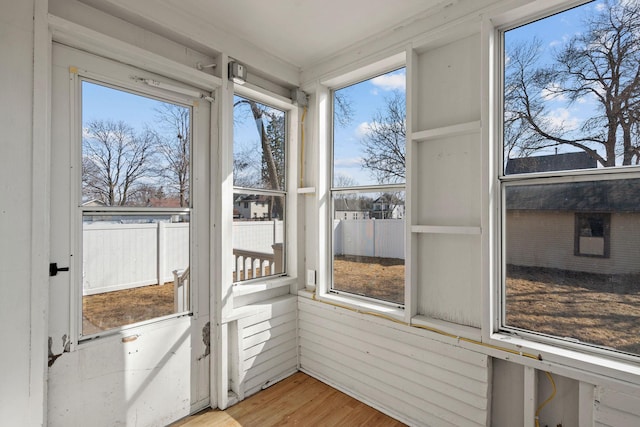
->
[[81, 80, 192, 335], [500, 0, 640, 357], [232, 95, 286, 282], [575, 213, 610, 258], [331, 68, 406, 305]]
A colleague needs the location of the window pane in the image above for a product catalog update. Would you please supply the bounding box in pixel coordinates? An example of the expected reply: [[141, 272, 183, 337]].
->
[[333, 68, 406, 187], [82, 214, 190, 335], [233, 95, 286, 190], [504, 179, 640, 354], [503, 1, 640, 174], [332, 191, 405, 304], [82, 81, 191, 207], [232, 193, 285, 282]]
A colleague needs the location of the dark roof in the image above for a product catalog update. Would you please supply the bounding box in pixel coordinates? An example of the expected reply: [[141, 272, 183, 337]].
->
[[334, 198, 371, 212], [505, 152, 596, 175], [507, 178, 640, 212]]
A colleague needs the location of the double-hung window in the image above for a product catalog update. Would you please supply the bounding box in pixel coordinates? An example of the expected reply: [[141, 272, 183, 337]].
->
[[499, 0, 640, 358], [232, 95, 287, 283], [330, 68, 406, 306]]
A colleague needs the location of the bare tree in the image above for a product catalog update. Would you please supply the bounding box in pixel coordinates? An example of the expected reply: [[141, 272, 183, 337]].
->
[[334, 91, 354, 128], [154, 104, 190, 206], [82, 119, 155, 206], [361, 90, 406, 183], [505, 0, 640, 167], [234, 97, 285, 218]]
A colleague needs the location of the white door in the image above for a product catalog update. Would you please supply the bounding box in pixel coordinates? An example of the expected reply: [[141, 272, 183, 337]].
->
[[48, 43, 212, 426]]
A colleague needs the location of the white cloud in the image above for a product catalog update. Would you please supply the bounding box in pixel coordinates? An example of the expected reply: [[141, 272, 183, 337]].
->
[[356, 121, 373, 138], [334, 157, 363, 168], [371, 73, 406, 92], [544, 108, 580, 131]]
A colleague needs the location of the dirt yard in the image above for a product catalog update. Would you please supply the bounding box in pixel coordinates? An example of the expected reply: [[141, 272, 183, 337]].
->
[[506, 265, 640, 355], [333, 255, 405, 304], [83, 282, 175, 333], [83, 262, 640, 356]]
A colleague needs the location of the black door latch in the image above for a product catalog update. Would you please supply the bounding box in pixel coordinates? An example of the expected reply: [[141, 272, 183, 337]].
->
[[49, 263, 70, 277]]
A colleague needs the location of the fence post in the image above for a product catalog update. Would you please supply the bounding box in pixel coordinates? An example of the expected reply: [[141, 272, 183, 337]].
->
[[157, 221, 165, 286], [272, 243, 284, 274]]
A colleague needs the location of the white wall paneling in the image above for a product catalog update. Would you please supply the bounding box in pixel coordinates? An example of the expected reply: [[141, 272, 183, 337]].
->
[[298, 297, 490, 426], [233, 295, 298, 400]]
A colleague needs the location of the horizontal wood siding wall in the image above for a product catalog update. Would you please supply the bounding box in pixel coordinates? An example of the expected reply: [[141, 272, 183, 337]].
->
[[298, 298, 490, 427], [238, 295, 299, 398], [594, 387, 640, 427]]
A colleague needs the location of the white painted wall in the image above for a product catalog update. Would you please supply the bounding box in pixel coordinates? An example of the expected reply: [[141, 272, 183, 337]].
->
[[0, 1, 47, 425]]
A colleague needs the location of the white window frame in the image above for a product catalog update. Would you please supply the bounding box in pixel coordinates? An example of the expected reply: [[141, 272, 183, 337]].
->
[[316, 52, 408, 319], [486, 0, 640, 385], [231, 93, 289, 285], [220, 81, 299, 320]]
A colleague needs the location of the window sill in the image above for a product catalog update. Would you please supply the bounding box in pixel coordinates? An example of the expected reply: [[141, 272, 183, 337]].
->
[[232, 276, 295, 297], [300, 290, 405, 323], [490, 331, 640, 388]]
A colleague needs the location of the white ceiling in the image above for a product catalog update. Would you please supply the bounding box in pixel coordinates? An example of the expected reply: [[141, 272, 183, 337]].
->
[[83, 0, 453, 70], [177, 0, 450, 68]]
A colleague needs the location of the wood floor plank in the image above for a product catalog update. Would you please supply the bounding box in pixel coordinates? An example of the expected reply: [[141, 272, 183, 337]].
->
[[170, 372, 406, 426]]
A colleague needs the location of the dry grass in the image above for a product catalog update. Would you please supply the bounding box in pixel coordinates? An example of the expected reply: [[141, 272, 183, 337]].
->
[[333, 255, 405, 305], [84, 262, 640, 356], [83, 282, 175, 332], [506, 265, 640, 355]]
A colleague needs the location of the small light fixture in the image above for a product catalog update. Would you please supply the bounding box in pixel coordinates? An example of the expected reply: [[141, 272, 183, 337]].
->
[[228, 61, 247, 85]]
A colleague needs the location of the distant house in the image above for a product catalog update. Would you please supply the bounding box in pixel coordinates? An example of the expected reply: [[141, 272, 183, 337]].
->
[[371, 195, 405, 219], [234, 194, 270, 220], [334, 198, 370, 220], [506, 179, 640, 275], [505, 151, 597, 174], [82, 198, 107, 207]]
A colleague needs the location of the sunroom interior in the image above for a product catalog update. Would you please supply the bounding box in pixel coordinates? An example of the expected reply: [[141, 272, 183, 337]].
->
[[3, 0, 640, 425]]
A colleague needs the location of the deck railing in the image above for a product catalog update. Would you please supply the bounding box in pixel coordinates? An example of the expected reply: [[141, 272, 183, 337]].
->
[[233, 249, 275, 282]]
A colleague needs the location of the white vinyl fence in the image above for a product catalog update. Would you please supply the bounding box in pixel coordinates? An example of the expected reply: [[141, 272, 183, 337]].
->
[[83, 219, 403, 295], [83, 220, 284, 295], [82, 222, 189, 295], [333, 219, 405, 259]]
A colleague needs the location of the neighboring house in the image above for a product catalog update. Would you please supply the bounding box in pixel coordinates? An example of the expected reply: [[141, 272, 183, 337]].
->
[[334, 198, 371, 220], [371, 195, 405, 219], [234, 194, 270, 219], [82, 198, 107, 207], [506, 179, 640, 275]]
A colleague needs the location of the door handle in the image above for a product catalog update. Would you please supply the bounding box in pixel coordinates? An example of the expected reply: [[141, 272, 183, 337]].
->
[[49, 262, 70, 277]]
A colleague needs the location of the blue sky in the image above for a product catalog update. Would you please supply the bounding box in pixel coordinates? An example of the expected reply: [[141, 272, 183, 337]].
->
[[82, 81, 174, 133], [332, 68, 406, 187], [504, 1, 608, 159]]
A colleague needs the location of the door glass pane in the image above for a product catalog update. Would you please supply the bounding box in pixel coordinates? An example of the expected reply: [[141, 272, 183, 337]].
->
[[81, 81, 192, 335], [82, 214, 190, 334]]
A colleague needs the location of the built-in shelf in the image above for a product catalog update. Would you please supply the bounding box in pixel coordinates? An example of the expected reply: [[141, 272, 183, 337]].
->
[[411, 225, 481, 235], [297, 187, 316, 194], [412, 120, 481, 142]]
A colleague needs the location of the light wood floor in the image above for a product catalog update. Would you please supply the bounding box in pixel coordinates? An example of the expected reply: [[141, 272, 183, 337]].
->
[[170, 372, 406, 426]]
